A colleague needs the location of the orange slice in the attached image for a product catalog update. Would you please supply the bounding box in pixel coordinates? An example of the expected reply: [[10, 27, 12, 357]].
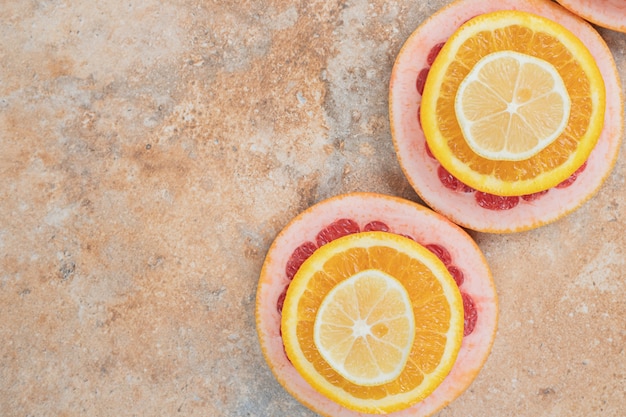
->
[[421, 9, 605, 196], [281, 231, 464, 414]]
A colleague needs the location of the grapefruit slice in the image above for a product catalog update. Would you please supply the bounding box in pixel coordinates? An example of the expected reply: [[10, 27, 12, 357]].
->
[[256, 192, 498, 417], [389, 0, 623, 233], [555, 0, 626, 33]]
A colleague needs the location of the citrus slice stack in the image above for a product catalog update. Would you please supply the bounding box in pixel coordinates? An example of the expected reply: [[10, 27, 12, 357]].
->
[[281, 231, 464, 413], [256, 193, 498, 417], [389, 0, 623, 232], [421, 9, 605, 196]]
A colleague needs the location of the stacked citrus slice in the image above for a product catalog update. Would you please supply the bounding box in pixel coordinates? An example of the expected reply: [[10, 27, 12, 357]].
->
[[256, 193, 498, 417], [390, 0, 623, 232]]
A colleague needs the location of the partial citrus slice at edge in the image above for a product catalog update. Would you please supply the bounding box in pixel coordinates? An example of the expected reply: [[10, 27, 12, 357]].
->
[[555, 0, 626, 33]]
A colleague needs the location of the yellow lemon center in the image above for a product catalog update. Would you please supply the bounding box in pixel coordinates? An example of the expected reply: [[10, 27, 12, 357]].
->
[[313, 269, 415, 386], [455, 50, 571, 161]]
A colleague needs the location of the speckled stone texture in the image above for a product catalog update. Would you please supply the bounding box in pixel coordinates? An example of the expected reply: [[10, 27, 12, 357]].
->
[[1, 1, 624, 416]]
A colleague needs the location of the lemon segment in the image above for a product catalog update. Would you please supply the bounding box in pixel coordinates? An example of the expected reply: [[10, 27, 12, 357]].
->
[[313, 269, 415, 386]]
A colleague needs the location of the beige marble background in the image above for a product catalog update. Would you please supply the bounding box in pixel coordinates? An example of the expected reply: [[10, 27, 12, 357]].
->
[[1, 1, 624, 416]]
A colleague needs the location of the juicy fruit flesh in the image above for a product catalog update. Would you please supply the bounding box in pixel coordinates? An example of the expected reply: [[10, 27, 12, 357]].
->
[[281, 232, 464, 413], [281, 218, 477, 335], [455, 50, 571, 161], [421, 45, 589, 210], [420, 39, 590, 206], [425, 139, 588, 211], [440, 24, 591, 180], [422, 11, 605, 196], [314, 269, 415, 386]]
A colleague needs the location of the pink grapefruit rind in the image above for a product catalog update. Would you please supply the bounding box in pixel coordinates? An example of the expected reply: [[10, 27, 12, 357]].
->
[[256, 192, 498, 417], [389, 0, 623, 233], [555, 0, 626, 33]]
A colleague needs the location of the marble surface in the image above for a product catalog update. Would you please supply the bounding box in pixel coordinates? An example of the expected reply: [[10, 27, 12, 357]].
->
[[1, 1, 625, 416]]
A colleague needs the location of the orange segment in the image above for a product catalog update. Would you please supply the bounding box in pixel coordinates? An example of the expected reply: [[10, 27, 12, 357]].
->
[[281, 231, 464, 414], [421, 10, 605, 196]]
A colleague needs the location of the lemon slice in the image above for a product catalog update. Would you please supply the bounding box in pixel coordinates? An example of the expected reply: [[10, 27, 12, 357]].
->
[[455, 50, 571, 161], [314, 269, 415, 386]]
